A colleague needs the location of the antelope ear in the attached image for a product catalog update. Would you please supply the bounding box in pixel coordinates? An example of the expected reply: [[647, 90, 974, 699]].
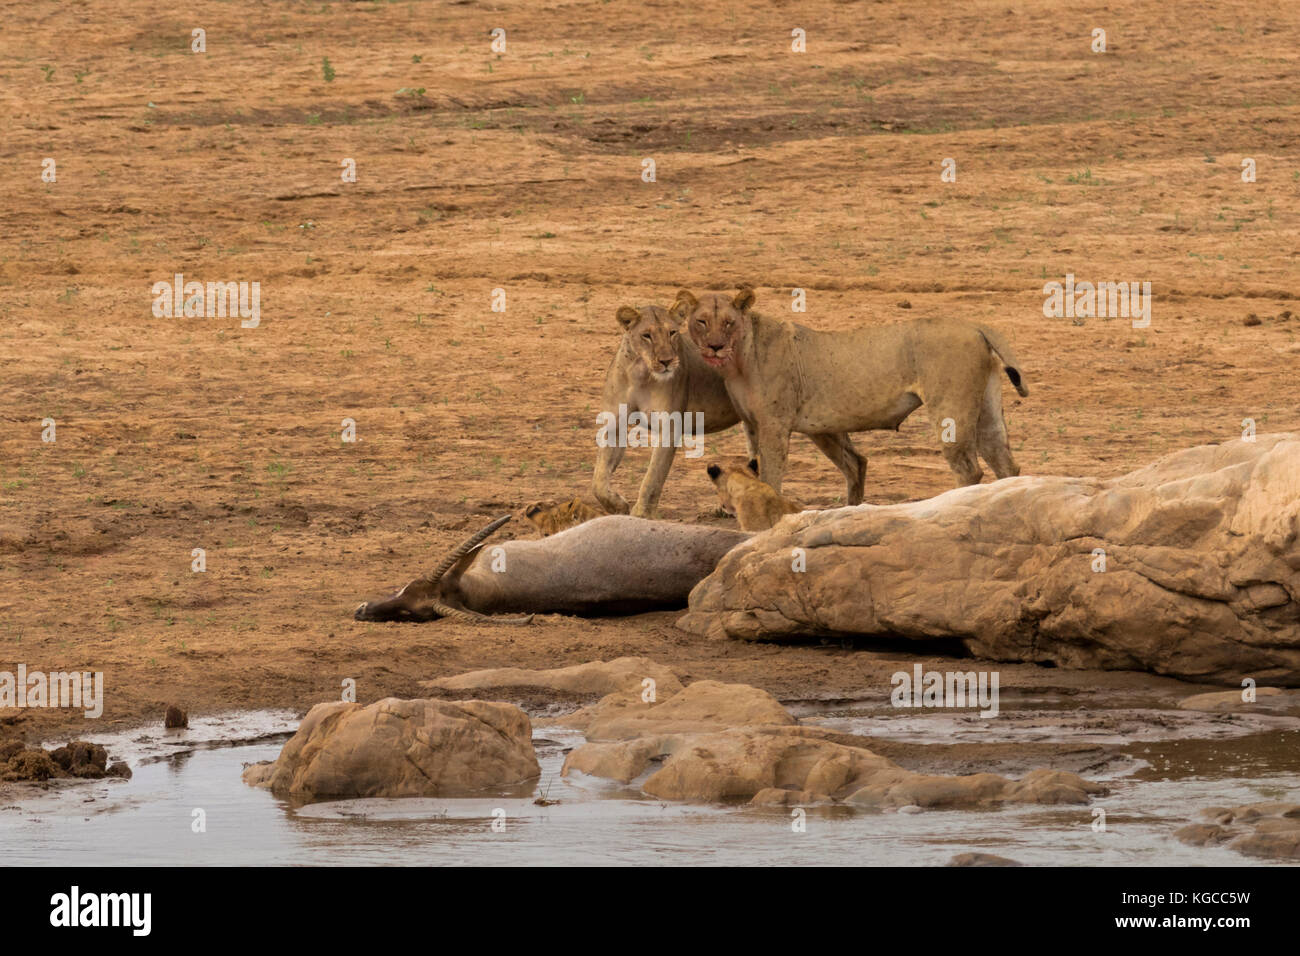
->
[[706, 464, 722, 481], [671, 289, 698, 320], [747, 458, 759, 475], [733, 286, 756, 312], [616, 305, 640, 330]]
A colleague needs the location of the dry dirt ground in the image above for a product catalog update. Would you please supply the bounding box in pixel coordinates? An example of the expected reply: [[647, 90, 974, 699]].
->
[[2, 0, 1298, 741]]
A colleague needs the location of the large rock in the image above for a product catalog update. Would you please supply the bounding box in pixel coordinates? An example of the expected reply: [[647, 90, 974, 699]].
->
[[421, 657, 683, 700], [242, 697, 539, 799], [680, 435, 1300, 685], [565, 679, 796, 740], [562, 725, 1103, 807]]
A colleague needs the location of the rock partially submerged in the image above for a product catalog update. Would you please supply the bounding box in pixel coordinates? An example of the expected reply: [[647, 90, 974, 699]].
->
[[1175, 802, 1300, 860], [680, 435, 1300, 685], [947, 852, 1024, 867], [1176, 687, 1300, 716], [242, 697, 539, 799], [543, 665, 1105, 808], [562, 724, 1103, 807], [564, 679, 795, 740]]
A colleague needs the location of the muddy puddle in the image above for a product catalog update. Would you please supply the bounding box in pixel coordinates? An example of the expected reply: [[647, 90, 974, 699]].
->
[[3, 698, 1297, 866]]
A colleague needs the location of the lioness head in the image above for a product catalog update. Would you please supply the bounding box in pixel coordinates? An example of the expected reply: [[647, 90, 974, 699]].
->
[[617, 304, 682, 380], [705, 457, 761, 516], [672, 287, 755, 370]]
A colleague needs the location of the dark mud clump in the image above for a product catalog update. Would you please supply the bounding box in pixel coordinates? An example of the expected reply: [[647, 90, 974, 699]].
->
[[1, 737, 131, 782]]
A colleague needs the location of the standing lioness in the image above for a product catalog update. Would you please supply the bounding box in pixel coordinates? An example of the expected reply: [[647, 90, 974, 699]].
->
[[673, 287, 1029, 494], [592, 304, 748, 517]]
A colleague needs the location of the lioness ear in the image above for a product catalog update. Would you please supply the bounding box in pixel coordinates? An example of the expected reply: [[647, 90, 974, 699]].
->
[[615, 305, 640, 330], [670, 289, 698, 320], [524, 503, 542, 517], [706, 464, 722, 481], [747, 458, 759, 475], [733, 286, 756, 312]]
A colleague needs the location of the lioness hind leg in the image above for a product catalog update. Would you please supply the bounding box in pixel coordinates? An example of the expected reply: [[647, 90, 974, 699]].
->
[[930, 410, 983, 486], [809, 432, 867, 505], [976, 373, 1020, 479]]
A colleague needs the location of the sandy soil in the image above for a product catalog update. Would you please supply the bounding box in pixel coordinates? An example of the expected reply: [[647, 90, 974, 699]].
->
[[2, 0, 1298, 741]]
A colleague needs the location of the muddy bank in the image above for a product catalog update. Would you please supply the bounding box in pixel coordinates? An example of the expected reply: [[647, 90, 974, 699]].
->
[[4, 0, 1300, 755]]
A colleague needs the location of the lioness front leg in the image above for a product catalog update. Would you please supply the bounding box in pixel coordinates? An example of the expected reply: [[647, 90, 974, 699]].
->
[[633, 442, 678, 518], [742, 420, 759, 460], [592, 440, 631, 514], [754, 423, 791, 494]]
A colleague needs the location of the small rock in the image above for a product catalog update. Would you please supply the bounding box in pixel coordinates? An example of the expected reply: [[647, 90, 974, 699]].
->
[[947, 852, 1023, 866]]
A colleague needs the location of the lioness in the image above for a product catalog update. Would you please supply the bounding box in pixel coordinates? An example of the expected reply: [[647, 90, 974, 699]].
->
[[706, 457, 803, 531], [522, 497, 605, 536], [592, 304, 750, 518], [674, 287, 1029, 493]]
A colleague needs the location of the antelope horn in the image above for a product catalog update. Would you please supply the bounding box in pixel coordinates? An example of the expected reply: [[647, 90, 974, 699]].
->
[[422, 514, 513, 584], [430, 600, 534, 627], [422, 514, 535, 625]]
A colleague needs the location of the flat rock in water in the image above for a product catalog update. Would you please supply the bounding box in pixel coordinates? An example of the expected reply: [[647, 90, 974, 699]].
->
[[563, 723, 1105, 807], [421, 657, 683, 700], [1175, 802, 1300, 860]]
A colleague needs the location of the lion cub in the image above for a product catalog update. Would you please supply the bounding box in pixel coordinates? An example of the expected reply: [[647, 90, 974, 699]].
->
[[522, 497, 605, 536], [706, 458, 803, 531]]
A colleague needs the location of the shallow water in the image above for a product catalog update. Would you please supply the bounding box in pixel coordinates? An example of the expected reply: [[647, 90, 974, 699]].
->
[[3, 704, 1297, 866]]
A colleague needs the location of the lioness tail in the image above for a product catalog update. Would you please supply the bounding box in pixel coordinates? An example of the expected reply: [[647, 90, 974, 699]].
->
[[978, 326, 1030, 397]]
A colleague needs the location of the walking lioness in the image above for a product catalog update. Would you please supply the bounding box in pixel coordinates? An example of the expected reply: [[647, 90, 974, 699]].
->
[[673, 287, 1029, 494], [592, 304, 749, 517]]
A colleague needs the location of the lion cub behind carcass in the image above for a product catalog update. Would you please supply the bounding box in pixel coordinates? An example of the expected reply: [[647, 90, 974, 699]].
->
[[706, 457, 804, 531], [522, 497, 606, 536]]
